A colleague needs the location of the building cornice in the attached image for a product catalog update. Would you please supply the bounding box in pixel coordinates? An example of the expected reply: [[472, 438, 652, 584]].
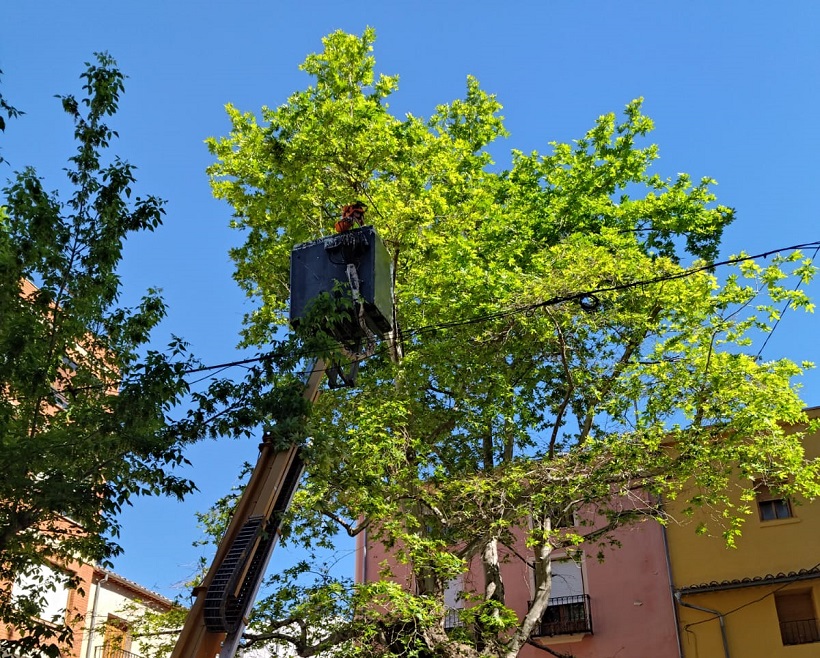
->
[[677, 564, 820, 595], [92, 567, 179, 610]]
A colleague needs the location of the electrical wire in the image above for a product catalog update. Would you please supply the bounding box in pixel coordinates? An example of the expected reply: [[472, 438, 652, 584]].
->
[[755, 244, 820, 361], [178, 239, 820, 382], [56, 238, 820, 391]]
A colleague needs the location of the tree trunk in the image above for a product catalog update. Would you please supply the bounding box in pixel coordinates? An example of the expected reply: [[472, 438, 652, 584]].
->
[[482, 537, 505, 604], [503, 519, 553, 658]]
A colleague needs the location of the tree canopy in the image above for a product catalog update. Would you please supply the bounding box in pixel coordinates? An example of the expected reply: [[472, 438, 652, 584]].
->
[[0, 54, 203, 656], [200, 29, 819, 658]]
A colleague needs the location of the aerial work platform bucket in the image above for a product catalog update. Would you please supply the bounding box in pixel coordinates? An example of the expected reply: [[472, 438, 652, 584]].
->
[[289, 225, 393, 342]]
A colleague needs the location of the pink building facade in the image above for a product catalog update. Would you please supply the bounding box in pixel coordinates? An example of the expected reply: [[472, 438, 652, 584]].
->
[[357, 517, 681, 658]]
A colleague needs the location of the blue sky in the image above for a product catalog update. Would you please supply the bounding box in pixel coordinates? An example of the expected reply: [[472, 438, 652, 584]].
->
[[2, 2, 819, 599]]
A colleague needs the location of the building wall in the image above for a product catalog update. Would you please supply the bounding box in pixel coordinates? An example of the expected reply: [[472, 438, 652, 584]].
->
[[676, 584, 820, 658], [79, 569, 175, 658], [2, 281, 174, 657], [666, 409, 820, 658], [0, 525, 95, 658], [358, 513, 681, 657], [69, 561, 97, 656], [522, 520, 680, 658]]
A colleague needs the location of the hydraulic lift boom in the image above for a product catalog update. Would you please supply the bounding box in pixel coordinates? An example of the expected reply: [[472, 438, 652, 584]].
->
[[170, 365, 324, 658], [170, 221, 393, 658]]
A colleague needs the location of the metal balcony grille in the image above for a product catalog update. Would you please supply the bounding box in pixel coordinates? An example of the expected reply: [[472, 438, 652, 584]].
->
[[534, 594, 592, 637], [780, 618, 820, 645], [93, 646, 143, 658], [444, 608, 463, 631]]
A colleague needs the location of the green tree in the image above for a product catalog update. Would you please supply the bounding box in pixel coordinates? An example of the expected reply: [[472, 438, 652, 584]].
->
[[0, 54, 200, 657], [203, 30, 819, 658]]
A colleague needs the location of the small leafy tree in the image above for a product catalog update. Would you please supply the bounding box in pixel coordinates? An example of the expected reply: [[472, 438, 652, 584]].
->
[[0, 54, 201, 656], [201, 30, 818, 658]]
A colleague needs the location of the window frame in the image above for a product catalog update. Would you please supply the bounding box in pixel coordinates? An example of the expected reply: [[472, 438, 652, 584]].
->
[[774, 589, 820, 646], [755, 482, 793, 522]]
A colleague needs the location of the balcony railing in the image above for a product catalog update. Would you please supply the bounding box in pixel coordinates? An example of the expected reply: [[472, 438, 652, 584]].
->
[[780, 618, 820, 645], [93, 646, 143, 658], [533, 594, 593, 637], [444, 608, 464, 630]]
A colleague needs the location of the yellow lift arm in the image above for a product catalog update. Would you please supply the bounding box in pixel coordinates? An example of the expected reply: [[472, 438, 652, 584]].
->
[[170, 364, 324, 658]]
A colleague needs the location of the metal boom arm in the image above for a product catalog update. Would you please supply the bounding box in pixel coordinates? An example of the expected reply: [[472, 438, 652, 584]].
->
[[170, 363, 324, 658], [172, 222, 393, 658]]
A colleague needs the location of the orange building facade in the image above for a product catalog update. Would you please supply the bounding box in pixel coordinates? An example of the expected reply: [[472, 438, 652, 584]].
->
[[666, 407, 820, 658], [2, 280, 174, 657], [3, 560, 175, 658]]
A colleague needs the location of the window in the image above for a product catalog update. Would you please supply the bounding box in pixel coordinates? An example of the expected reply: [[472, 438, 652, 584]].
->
[[443, 577, 464, 630], [51, 387, 70, 409], [550, 558, 583, 599], [553, 510, 576, 529], [775, 590, 819, 645], [756, 483, 792, 521], [535, 558, 592, 637], [102, 615, 131, 658]]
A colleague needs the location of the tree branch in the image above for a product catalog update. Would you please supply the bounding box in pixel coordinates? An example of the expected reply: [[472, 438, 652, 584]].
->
[[579, 304, 661, 442], [320, 508, 369, 537], [546, 310, 574, 459]]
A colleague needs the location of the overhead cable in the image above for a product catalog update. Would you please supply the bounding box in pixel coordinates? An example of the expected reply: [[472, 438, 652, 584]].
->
[[182, 239, 820, 380]]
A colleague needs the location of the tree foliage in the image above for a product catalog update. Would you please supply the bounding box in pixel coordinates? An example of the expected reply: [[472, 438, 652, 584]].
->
[[203, 30, 819, 658], [0, 54, 202, 656], [0, 68, 23, 164]]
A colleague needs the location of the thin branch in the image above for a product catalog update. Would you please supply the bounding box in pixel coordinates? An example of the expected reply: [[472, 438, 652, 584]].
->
[[319, 509, 369, 537], [579, 304, 661, 441], [546, 310, 574, 459], [527, 638, 576, 658]]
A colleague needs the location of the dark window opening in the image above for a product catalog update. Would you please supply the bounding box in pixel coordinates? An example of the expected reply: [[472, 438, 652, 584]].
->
[[775, 590, 819, 646], [756, 483, 793, 521], [534, 595, 593, 637]]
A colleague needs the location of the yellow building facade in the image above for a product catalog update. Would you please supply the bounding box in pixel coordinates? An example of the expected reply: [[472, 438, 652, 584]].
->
[[665, 407, 820, 658]]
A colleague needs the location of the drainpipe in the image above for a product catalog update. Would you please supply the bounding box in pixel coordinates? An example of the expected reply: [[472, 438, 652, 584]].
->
[[658, 509, 684, 658], [85, 572, 110, 658], [674, 593, 730, 658], [362, 526, 368, 584]]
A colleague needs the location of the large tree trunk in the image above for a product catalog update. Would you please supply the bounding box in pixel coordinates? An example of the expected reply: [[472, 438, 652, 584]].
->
[[481, 537, 505, 605], [479, 536, 506, 653], [503, 519, 553, 658]]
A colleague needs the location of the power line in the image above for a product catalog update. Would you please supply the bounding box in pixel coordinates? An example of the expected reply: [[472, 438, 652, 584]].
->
[[403, 240, 820, 338], [180, 239, 820, 381], [755, 244, 820, 361]]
